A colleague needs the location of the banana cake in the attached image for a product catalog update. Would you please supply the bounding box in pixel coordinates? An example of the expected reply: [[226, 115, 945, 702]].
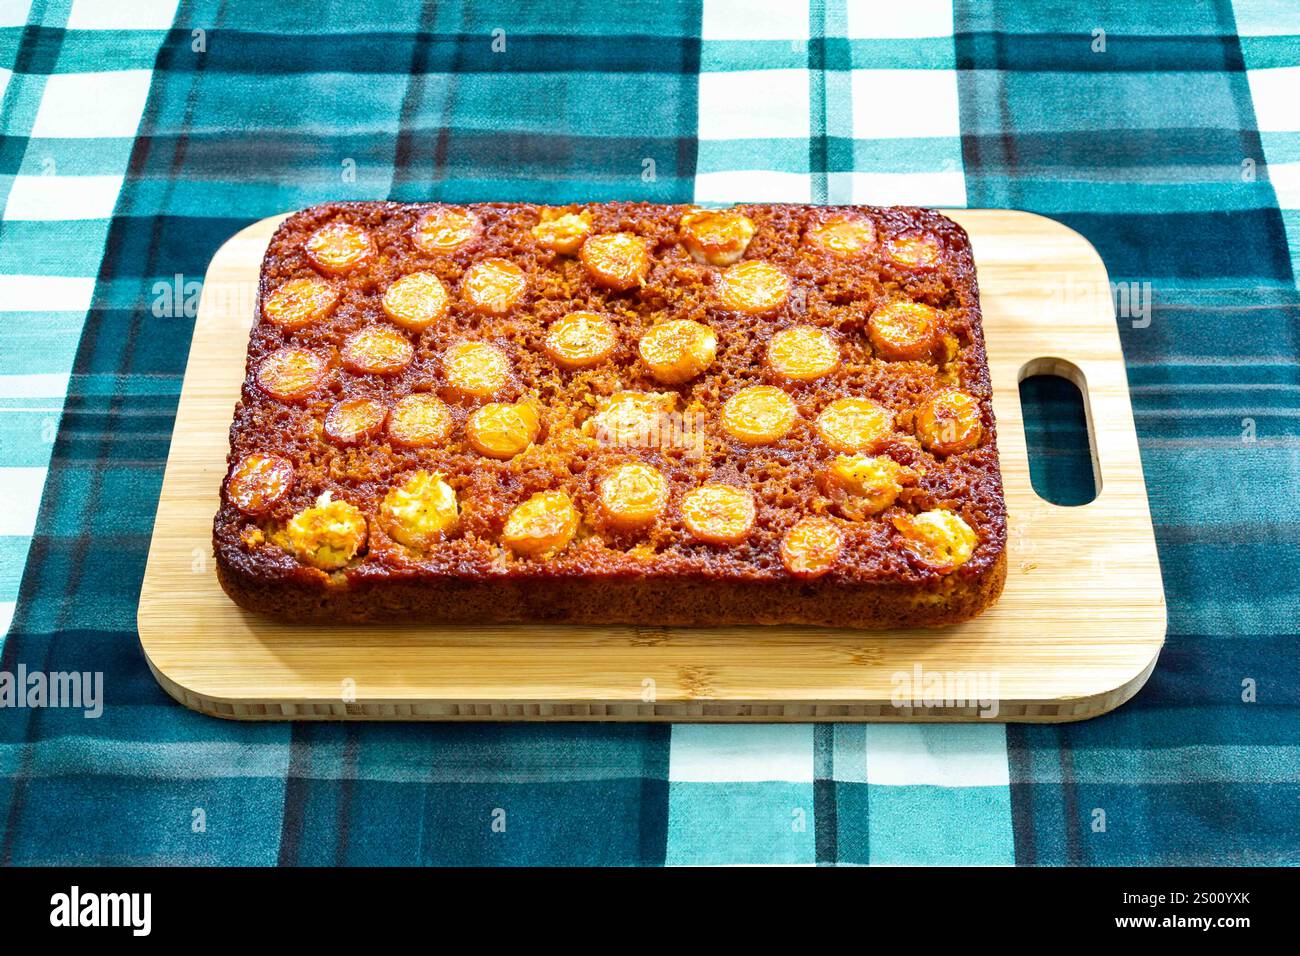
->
[[213, 201, 1007, 627]]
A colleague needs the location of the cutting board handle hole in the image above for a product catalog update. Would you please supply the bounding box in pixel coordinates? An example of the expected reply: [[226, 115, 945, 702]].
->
[[1017, 358, 1100, 506]]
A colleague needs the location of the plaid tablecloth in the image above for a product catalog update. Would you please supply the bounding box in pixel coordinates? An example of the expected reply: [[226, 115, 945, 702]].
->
[[0, 0, 1296, 866]]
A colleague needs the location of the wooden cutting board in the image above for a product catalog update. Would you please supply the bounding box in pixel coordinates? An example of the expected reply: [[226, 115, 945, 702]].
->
[[137, 210, 1165, 722]]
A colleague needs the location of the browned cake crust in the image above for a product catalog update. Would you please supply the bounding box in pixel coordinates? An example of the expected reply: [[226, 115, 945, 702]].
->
[[213, 202, 1007, 627]]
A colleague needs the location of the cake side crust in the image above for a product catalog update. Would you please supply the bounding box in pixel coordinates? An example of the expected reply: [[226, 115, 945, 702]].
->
[[216, 545, 1006, 628]]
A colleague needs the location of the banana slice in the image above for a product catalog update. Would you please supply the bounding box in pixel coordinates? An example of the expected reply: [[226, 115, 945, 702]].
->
[[815, 397, 894, 454], [228, 453, 294, 515], [386, 393, 453, 448], [820, 454, 913, 520], [599, 462, 669, 531], [780, 516, 844, 578], [463, 257, 527, 315], [324, 397, 387, 445], [886, 232, 940, 269], [893, 509, 977, 572], [282, 492, 367, 570], [868, 300, 939, 362], [533, 208, 592, 254], [681, 484, 755, 546], [379, 471, 459, 550], [716, 260, 789, 315], [341, 326, 414, 375], [382, 272, 449, 331], [766, 325, 840, 382], [679, 208, 755, 265], [466, 401, 541, 459], [257, 347, 327, 402], [503, 491, 579, 559], [804, 215, 875, 256], [413, 206, 480, 255], [441, 341, 511, 401], [544, 311, 618, 370], [263, 277, 339, 329], [915, 389, 983, 455], [720, 385, 797, 445], [305, 222, 375, 275], [638, 319, 717, 384], [580, 232, 650, 291]]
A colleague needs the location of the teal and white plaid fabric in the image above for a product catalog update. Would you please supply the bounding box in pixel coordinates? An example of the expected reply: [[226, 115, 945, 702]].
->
[[0, 0, 1296, 865]]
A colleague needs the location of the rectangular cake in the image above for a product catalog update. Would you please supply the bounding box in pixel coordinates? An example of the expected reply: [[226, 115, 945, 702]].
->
[[213, 201, 1007, 627]]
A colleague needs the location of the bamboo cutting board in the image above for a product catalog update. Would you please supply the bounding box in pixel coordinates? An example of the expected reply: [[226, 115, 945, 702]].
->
[[138, 210, 1165, 722]]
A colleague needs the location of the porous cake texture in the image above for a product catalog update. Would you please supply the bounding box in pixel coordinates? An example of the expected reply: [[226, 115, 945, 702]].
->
[[214, 201, 1007, 627]]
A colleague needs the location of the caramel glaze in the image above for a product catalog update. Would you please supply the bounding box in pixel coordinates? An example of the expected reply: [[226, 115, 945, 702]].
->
[[215, 202, 1006, 598]]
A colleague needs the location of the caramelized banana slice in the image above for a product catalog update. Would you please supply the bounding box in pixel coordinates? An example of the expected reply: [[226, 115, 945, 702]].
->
[[324, 397, 387, 445], [466, 401, 540, 459], [386, 393, 453, 448], [720, 385, 797, 446], [441, 341, 511, 401], [257, 347, 328, 402], [716, 260, 789, 315], [815, 397, 894, 454], [599, 462, 669, 531], [886, 232, 941, 269], [766, 325, 840, 382], [804, 215, 876, 257], [379, 471, 459, 549], [679, 208, 755, 265], [283, 493, 367, 570], [915, 389, 983, 455], [820, 454, 913, 520], [305, 222, 375, 275], [341, 326, 415, 375], [532, 207, 592, 254], [463, 257, 527, 315], [780, 516, 845, 578], [263, 277, 340, 330], [580, 232, 650, 291], [893, 509, 977, 572], [868, 300, 939, 362], [503, 491, 579, 559], [584, 391, 675, 447], [544, 311, 618, 370], [382, 272, 449, 332], [681, 484, 755, 546], [413, 206, 480, 255], [228, 453, 294, 515], [638, 319, 717, 384]]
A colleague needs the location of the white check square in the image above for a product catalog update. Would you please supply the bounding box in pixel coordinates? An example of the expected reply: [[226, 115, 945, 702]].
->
[[694, 170, 813, 203], [1247, 67, 1300, 133], [67, 0, 179, 29], [699, 69, 811, 140], [846, 0, 954, 39], [0, 467, 48, 536], [864, 724, 1010, 787], [32, 70, 153, 138], [850, 69, 961, 139], [670, 725, 814, 782], [703, 0, 808, 41], [4, 174, 124, 220]]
